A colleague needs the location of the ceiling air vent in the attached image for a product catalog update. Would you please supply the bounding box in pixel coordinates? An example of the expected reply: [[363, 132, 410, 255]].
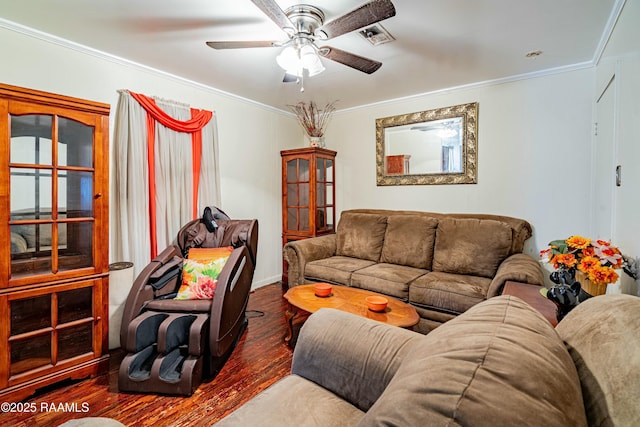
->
[[359, 24, 394, 46]]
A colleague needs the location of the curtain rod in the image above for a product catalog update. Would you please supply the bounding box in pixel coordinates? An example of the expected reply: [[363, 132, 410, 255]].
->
[[117, 89, 190, 108]]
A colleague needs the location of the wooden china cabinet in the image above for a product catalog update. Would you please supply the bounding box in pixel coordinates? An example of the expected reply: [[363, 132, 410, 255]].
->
[[281, 147, 336, 282], [0, 83, 110, 401]]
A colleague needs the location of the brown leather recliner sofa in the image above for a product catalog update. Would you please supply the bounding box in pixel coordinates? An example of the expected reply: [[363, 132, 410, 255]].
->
[[283, 209, 544, 332], [213, 294, 640, 427]]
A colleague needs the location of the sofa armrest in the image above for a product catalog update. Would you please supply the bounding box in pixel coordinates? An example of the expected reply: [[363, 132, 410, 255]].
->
[[291, 308, 421, 412], [283, 234, 337, 288], [487, 253, 545, 297]]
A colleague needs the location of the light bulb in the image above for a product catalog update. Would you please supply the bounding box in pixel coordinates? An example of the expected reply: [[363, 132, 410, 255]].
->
[[277, 46, 302, 76]]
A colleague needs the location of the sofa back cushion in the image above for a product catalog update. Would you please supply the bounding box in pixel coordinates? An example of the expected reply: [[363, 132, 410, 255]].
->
[[432, 217, 512, 278], [556, 294, 640, 427], [346, 209, 533, 255], [336, 212, 387, 262], [380, 215, 438, 269], [358, 296, 587, 427]]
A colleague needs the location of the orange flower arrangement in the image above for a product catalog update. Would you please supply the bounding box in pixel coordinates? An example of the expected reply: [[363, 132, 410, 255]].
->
[[540, 236, 623, 285]]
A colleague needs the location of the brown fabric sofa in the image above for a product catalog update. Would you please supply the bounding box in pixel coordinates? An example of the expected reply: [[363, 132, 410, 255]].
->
[[283, 209, 544, 332], [213, 294, 640, 427]]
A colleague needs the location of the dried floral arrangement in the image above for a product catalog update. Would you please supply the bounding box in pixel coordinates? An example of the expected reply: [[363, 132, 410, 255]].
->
[[287, 100, 337, 138]]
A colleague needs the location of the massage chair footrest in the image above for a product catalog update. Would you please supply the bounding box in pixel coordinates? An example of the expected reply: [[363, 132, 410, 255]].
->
[[118, 311, 210, 396]]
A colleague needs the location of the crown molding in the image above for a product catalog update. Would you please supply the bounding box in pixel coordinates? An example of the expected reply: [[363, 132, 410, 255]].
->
[[593, 0, 627, 65], [337, 61, 595, 114], [0, 17, 285, 115]]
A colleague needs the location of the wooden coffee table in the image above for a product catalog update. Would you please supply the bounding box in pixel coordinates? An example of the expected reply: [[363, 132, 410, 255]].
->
[[283, 284, 420, 345]]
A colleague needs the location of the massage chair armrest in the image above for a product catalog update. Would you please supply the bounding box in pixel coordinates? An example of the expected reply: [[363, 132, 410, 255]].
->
[[291, 308, 421, 412], [119, 244, 182, 348], [487, 253, 545, 297], [209, 245, 255, 358], [282, 234, 337, 288]]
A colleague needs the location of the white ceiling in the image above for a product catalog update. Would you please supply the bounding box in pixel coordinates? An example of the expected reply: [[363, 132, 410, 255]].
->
[[0, 0, 619, 111]]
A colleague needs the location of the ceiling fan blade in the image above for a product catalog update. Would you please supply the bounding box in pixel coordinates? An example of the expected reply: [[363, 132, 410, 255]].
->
[[250, 0, 294, 32], [319, 46, 382, 74], [317, 0, 396, 39], [206, 41, 279, 49]]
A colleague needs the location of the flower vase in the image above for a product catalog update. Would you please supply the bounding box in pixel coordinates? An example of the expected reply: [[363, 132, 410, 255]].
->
[[575, 271, 607, 296], [309, 136, 325, 148]]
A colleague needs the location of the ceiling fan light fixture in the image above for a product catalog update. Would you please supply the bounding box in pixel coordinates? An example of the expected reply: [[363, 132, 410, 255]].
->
[[300, 45, 325, 76], [276, 46, 302, 76], [276, 44, 325, 77]]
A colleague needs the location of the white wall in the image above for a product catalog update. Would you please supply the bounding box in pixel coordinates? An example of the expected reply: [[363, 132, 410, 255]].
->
[[326, 69, 595, 260], [596, 0, 640, 294], [0, 25, 300, 288]]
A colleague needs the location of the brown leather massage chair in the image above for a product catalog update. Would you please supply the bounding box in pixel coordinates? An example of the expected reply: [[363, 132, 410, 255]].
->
[[118, 207, 258, 395]]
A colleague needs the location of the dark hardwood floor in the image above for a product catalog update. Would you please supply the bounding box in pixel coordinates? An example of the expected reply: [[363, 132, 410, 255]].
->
[[2, 283, 294, 427]]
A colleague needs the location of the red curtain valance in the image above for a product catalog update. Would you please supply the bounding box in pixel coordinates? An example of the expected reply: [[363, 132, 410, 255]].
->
[[129, 91, 212, 132], [129, 91, 213, 258]]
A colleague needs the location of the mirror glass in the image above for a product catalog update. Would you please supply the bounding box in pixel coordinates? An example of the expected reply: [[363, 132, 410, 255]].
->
[[376, 102, 478, 185]]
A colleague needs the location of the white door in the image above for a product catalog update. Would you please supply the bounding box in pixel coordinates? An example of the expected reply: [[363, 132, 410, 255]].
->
[[592, 75, 617, 241]]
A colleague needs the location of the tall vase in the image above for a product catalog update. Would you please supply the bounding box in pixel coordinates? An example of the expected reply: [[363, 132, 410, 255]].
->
[[309, 136, 325, 148]]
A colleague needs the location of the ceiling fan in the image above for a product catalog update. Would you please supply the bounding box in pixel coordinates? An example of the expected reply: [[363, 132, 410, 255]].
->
[[206, 0, 396, 80]]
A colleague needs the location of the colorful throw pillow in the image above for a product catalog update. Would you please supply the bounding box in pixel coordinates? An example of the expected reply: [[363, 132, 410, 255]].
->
[[174, 246, 233, 300]]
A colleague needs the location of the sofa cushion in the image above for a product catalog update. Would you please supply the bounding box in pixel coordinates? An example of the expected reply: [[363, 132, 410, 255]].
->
[[358, 296, 587, 427], [336, 213, 387, 262], [409, 271, 491, 315], [379, 215, 438, 269], [305, 256, 376, 286], [214, 375, 364, 427], [556, 294, 640, 427], [432, 218, 512, 278], [351, 263, 428, 300]]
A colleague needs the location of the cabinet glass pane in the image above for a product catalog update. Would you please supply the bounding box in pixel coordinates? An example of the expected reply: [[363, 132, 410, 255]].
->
[[62, 170, 93, 218], [11, 334, 52, 376], [10, 168, 53, 220], [326, 160, 333, 182], [299, 208, 309, 230], [59, 222, 93, 271], [287, 184, 298, 206], [287, 208, 298, 230], [316, 158, 325, 181], [316, 183, 325, 206], [299, 159, 309, 181], [299, 183, 309, 206], [10, 224, 54, 277], [10, 114, 53, 165], [315, 208, 326, 230], [286, 159, 298, 183], [58, 118, 93, 168], [58, 287, 93, 324], [11, 295, 51, 335], [59, 323, 93, 360], [326, 183, 334, 205], [10, 223, 56, 254]]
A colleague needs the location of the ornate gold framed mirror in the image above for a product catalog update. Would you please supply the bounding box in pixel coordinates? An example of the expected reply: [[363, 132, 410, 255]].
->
[[376, 102, 478, 185]]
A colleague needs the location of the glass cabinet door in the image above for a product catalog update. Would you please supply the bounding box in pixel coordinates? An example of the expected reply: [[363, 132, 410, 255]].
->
[[285, 158, 310, 233], [315, 157, 334, 233], [9, 113, 96, 280], [8, 281, 99, 379]]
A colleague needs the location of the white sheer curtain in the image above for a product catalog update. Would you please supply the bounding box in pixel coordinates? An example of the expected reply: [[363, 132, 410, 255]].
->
[[112, 91, 220, 276]]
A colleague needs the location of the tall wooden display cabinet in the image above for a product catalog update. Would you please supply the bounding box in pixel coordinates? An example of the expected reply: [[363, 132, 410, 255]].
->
[[0, 83, 110, 401], [281, 147, 336, 282]]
